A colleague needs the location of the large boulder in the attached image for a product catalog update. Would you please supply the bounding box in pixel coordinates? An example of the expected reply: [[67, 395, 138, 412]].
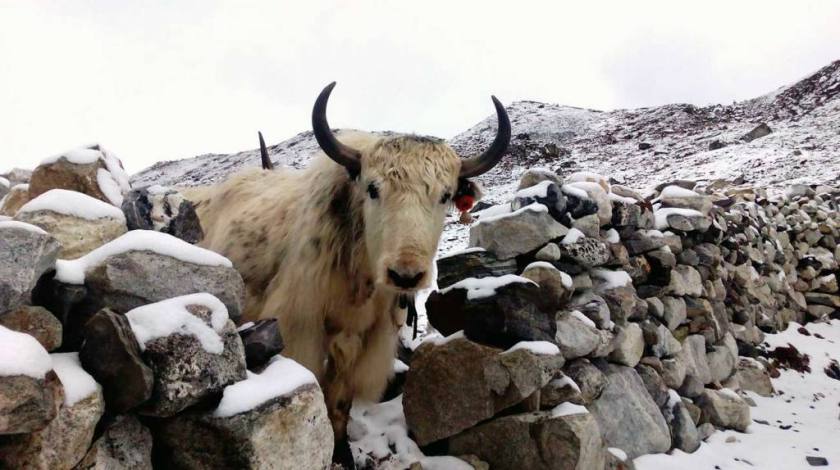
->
[[470, 203, 568, 259], [15, 189, 127, 259], [0, 353, 105, 470], [448, 406, 605, 470], [153, 356, 332, 470], [0, 221, 61, 313], [589, 364, 671, 459], [122, 186, 203, 244], [126, 294, 247, 417], [403, 336, 563, 445], [75, 415, 153, 470], [696, 389, 751, 432], [662, 391, 700, 453], [28, 144, 131, 206], [435, 248, 517, 290], [0, 325, 62, 434], [554, 311, 602, 359]]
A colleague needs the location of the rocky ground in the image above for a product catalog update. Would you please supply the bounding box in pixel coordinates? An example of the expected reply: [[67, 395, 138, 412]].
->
[[1, 60, 839, 470]]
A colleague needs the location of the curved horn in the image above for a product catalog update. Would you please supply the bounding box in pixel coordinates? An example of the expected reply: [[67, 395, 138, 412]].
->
[[459, 96, 511, 178], [258, 131, 274, 170], [312, 82, 362, 176]]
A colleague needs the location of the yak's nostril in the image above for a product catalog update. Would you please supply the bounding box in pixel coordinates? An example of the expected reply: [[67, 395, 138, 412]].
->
[[387, 269, 425, 289]]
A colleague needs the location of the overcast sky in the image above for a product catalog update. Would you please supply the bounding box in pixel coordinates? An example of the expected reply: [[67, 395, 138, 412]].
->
[[2, 1, 839, 174]]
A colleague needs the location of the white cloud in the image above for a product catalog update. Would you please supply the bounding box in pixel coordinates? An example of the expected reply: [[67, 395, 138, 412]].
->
[[1, 0, 838, 173]]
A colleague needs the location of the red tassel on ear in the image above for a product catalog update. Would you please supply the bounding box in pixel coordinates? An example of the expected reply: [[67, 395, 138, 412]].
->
[[454, 194, 475, 212]]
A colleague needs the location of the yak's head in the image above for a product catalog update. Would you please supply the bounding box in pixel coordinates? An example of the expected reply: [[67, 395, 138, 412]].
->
[[265, 83, 510, 293]]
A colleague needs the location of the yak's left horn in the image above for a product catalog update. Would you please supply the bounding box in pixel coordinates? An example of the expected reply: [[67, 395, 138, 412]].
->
[[312, 82, 362, 177], [258, 131, 274, 170], [458, 96, 511, 178]]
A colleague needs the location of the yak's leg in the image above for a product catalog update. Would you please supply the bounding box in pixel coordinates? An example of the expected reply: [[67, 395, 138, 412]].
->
[[351, 311, 399, 403], [324, 330, 362, 441]]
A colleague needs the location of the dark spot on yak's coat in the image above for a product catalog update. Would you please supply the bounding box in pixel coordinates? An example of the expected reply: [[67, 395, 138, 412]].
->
[[311, 237, 322, 251]]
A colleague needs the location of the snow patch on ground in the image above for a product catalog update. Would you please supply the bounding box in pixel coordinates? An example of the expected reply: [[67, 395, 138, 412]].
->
[[0, 325, 52, 379], [55, 230, 232, 284], [18, 189, 125, 221], [214, 355, 317, 418], [50, 352, 101, 406]]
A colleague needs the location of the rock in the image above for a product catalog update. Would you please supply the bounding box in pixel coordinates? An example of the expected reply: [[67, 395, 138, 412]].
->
[[589, 364, 671, 459], [569, 292, 611, 329], [122, 186, 204, 244], [78, 245, 245, 321], [696, 389, 751, 432], [237, 319, 285, 370], [448, 408, 605, 470], [0, 355, 105, 470], [659, 186, 713, 215], [678, 374, 704, 399], [709, 140, 726, 150], [611, 199, 644, 228], [706, 336, 737, 383], [469, 204, 568, 259], [558, 237, 611, 268], [0, 178, 8, 201], [564, 182, 613, 225], [0, 221, 60, 313], [554, 311, 601, 359], [436, 248, 518, 290], [0, 305, 62, 351], [697, 422, 715, 441], [741, 123, 772, 142], [539, 372, 583, 408], [642, 321, 682, 359], [512, 181, 569, 222], [518, 168, 562, 190], [154, 358, 332, 470], [735, 358, 774, 397], [427, 276, 555, 349], [674, 265, 703, 297], [624, 230, 666, 256], [663, 392, 701, 453], [635, 364, 669, 408], [522, 262, 574, 311], [571, 213, 601, 238], [28, 144, 130, 206], [79, 309, 154, 414], [74, 415, 153, 470], [563, 359, 606, 405], [130, 297, 247, 418], [608, 323, 644, 367], [14, 189, 128, 259], [680, 335, 712, 385], [403, 337, 563, 445], [605, 447, 637, 470], [535, 242, 562, 261], [0, 184, 31, 216], [660, 356, 687, 389], [0, 370, 63, 434], [599, 285, 647, 324]]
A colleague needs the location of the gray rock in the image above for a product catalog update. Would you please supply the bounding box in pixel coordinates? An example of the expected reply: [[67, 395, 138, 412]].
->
[[677, 374, 704, 399], [0, 222, 60, 313], [122, 186, 204, 244], [154, 380, 332, 470], [470, 204, 568, 259], [642, 321, 682, 359], [554, 311, 601, 359], [571, 213, 601, 238], [696, 389, 751, 432], [522, 263, 574, 312], [569, 292, 611, 329], [0, 370, 63, 434], [137, 304, 247, 418], [403, 337, 563, 445], [0, 384, 104, 470], [563, 359, 606, 405], [660, 356, 687, 390], [237, 319, 285, 370], [735, 358, 774, 397], [15, 207, 127, 259], [598, 285, 647, 324], [741, 122, 772, 142], [558, 237, 611, 268], [663, 394, 701, 453], [82, 250, 245, 321], [79, 309, 154, 414], [518, 168, 563, 190], [674, 265, 703, 297], [539, 372, 583, 408], [448, 409, 605, 470], [623, 231, 666, 256], [0, 305, 62, 351], [697, 422, 716, 441], [608, 323, 644, 367], [706, 338, 737, 384], [535, 243, 562, 261], [512, 181, 569, 223], [680, 335, 712, 385], [589, 364, 671, 459], [635, 364, 669, 408], [75, 415, 153, 470], [435, 249, 517, 290]]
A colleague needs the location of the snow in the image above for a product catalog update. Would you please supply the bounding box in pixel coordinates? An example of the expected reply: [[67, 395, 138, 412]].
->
[[605, 228, 620, 243], [236, 321, 255, 332], [214, 355, 317, 418], [437, 246, 485, 260], [514, 180, 553, 199], [591, 269, 633, 288], [17, 189, 126, 221], [636, 320, 840, 470], [439, 274, 537, 300], [660, 185, 700, 198], [0, 325, 53, 379], [571, 310, 598, 329], [125, 293, 229, 354], [0, 220, 48, 235], [504, 341, 560, 356], [42, 146, 101, 165], [97, 168, 125, 206], [0, 176, 8, 188], [548, 375, 580, 393], [393, 358, 409, 374], [55, 230, 232, 284], [609, 448, 629, 462], [654, 207, 706, 230], [561, 227, 585, 245], [561, 184, 590, 200], [524, 261, 573, 288], [475, 202, 547, 225], [550, 402, 588, 417], [349, 395, 472, 470], [473, 203, 511, 220], [421, 330, 465, 347], [609, 192, 640, 205], [50, 352, 100, 406]]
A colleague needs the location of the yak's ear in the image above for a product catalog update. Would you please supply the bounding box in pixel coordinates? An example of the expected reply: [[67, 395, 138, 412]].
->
[[456, 178, 483, 201]]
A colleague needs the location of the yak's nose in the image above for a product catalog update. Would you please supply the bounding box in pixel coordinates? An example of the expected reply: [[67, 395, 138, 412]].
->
[[387, 268, 425, 289]]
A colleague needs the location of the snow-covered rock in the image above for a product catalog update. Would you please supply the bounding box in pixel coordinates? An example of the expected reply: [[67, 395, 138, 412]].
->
[[122, 185, 204, 244], [469, 203, 568, 259], [29, 144, 130, 207], [0, 221, 60, 313], [0, 305, 62, 352]]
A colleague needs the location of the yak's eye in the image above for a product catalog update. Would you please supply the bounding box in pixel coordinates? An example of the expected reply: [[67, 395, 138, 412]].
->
[[440, 192, 451, 204], [367, 183, 380, 200]]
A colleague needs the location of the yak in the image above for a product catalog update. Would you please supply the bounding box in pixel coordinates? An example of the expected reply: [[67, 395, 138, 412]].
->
[[187, 83, 510, 447]]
